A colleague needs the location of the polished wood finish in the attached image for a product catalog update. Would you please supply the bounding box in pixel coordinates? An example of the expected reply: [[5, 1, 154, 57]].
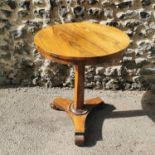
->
[[36, 45, 124, 65], [34, 22, 130, 64], [34, 22, 130, 146], [74, 64, 85, 110], [51, 97, 104, 145]]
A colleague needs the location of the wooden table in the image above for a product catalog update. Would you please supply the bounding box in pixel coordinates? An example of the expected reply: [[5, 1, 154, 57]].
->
[[34, 22, 130, 146]]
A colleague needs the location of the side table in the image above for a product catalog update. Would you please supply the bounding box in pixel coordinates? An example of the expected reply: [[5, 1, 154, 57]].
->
[[34, 22, 130, 146]]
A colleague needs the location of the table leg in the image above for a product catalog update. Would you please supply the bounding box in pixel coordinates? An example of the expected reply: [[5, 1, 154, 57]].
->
[[71, 64, 88, 115], [74, 64, 84, 110]]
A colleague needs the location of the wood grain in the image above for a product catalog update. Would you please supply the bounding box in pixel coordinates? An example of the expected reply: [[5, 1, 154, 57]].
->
[[74, 64, 85, 110], [52, 97, 104, 133], [34, 22, 130, 63]]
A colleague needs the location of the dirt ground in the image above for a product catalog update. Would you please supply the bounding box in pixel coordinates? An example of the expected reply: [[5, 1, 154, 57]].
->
[[0, 87, 155, 155]]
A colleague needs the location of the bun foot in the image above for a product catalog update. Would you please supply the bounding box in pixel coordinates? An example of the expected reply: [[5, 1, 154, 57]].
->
[[50, 103, 62, 111], [75, 133, 85, 146]]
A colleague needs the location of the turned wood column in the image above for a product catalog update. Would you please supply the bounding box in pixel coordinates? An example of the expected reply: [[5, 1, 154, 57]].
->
[[74, 64, 85, 110]]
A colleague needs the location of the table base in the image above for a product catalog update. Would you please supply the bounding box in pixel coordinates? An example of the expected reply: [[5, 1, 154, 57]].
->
[[51, 97, 104, 146]]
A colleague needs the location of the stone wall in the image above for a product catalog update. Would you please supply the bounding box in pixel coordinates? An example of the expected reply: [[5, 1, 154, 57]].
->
[[0, 0, 155, 90]]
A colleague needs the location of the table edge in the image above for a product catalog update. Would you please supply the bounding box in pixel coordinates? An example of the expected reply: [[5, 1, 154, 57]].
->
[[35, 45, 127, 65]]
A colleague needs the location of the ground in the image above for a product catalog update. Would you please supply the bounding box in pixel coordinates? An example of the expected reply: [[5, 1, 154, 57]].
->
[[0, 87, 155, 155]]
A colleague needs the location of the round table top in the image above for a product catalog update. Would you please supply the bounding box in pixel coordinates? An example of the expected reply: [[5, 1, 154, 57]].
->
[[34, 22, 130, 64]]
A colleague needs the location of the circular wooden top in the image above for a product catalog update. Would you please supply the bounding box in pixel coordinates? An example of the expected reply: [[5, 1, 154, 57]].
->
[[34, 22, 130, 63]]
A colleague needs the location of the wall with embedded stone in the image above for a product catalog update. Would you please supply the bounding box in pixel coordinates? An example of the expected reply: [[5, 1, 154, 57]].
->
[[0, 0, 155, 90]]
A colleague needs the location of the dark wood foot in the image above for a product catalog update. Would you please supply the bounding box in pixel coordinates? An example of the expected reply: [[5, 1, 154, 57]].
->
[[75, 133, 85, 146]]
